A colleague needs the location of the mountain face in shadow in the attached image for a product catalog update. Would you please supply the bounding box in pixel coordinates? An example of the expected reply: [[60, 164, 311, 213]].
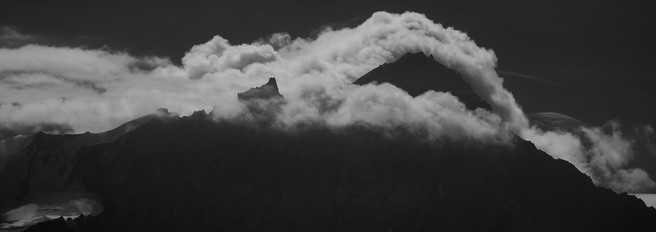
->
[[0, 109, 175, 210], [2, 64, 656, 231], [0, 110, 176, 230], [354, 52, 491, 111], [4, 111, 655, 231]]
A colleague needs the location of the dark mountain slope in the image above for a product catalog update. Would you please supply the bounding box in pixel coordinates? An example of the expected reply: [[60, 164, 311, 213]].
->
[[354, 52, 491, 110], [237, 78, 286, 123], [4, 70, 656, 231], [48, 113, 655, 231], [0, 109, 174, 212]]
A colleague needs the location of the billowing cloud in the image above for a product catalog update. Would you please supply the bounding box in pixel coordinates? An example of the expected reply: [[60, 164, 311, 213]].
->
[[0, 11, 653, 194], [182, 36, 280, 79], [632, 194, 656, 208], [1, 196, 101, 229]]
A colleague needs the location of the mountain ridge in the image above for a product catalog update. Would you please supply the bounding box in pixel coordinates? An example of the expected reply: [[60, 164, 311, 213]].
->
[[2, 111, 655, 231]]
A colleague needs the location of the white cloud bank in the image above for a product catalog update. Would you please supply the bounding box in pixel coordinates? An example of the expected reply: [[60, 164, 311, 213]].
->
[[0, 11, 654, 193]]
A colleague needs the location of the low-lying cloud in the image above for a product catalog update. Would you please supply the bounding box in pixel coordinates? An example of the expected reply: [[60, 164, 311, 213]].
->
[[0, 11, 653, 193], [1, 197, 101, 229], [0, 26, 38, 48]]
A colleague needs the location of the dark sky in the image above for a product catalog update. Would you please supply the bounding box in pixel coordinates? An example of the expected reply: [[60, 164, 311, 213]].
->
[[1, 0, 654, 125]]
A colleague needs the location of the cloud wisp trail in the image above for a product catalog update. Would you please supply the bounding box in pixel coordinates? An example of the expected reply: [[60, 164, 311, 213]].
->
[[497, 70, 567, 87]]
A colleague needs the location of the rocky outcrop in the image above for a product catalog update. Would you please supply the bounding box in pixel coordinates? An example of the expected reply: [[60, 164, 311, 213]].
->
[[0, 110, 175, 230], [237, 77, 283, 101]]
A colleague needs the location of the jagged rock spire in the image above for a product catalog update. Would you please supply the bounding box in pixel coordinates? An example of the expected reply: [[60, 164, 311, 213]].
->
[[237, 77, 283, 101]]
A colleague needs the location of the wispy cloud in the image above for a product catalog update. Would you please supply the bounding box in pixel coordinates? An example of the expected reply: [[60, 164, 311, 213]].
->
[[497, 70, 566, 87], [0, 26, 37, 48]]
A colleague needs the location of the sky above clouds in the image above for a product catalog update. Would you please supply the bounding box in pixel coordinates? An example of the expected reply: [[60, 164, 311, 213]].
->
[[1, 1, 655, 196]]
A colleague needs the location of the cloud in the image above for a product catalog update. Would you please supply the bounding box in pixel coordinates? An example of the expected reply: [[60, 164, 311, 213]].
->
[[0, 26, 37, 48], [521, 121, 656, 193], [1, 197, 100, 229], [0, 44, 230, 133], [263, 33, 293, 49], [0, 12, 653, 194], [318, 83, 506, 141], [181, 36, 280, 79], [582, 123, 656, 192]]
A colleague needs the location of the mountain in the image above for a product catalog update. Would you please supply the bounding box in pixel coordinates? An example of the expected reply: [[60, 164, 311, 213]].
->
[[237, 77, 284, 101], [2, 61, 656, 231], [0, 109, 175, 230], [354, 52, 491, 110], [2, 109, 655, 231]]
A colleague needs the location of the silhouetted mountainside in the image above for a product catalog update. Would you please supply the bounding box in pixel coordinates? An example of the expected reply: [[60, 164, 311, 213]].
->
[[0, 123, 73, 141], [5, 111, 650, 231], [23, 216, 79, 232], [0, 109, 175, 213], [354, 52, 491, 110]]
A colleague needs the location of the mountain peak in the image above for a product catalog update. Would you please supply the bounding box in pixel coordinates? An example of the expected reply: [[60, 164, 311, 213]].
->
[[265, 77, 277, 87], [388, 52, 437, 67], [354, 52, 491, 110], [237, 77, 283, 101]]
